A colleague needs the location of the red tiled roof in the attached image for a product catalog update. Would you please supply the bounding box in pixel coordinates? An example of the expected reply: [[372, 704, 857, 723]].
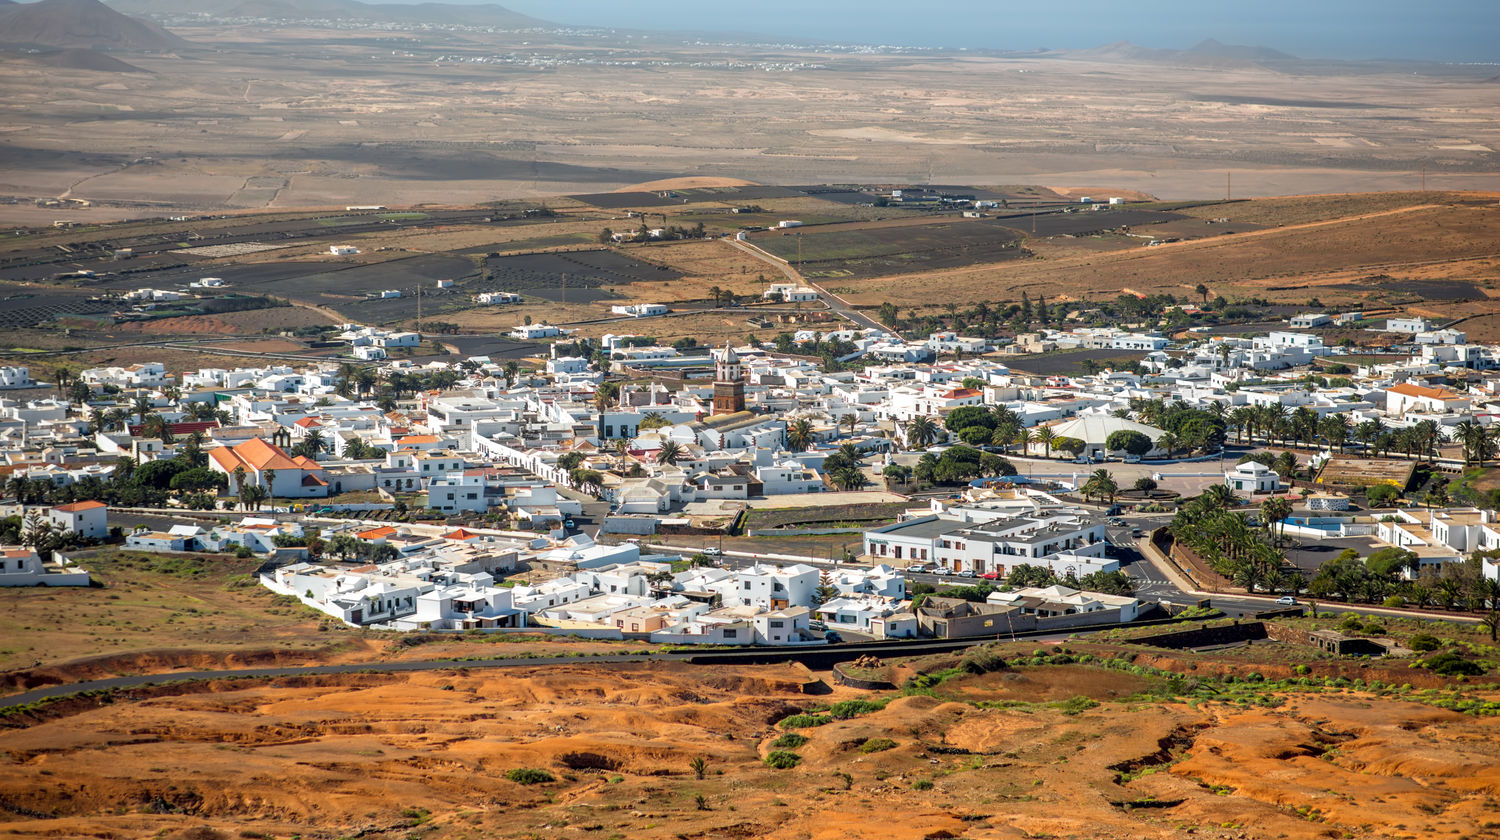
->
[[53, 501, 107, 512]]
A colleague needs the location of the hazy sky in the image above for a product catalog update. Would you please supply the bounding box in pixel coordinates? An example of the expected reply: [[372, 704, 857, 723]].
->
[[486, 0, 1498, 61]]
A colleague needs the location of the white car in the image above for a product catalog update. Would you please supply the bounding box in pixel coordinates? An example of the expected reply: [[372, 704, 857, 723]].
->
[[1275, 596, 1299, 605], [702, 546, 723, 557]]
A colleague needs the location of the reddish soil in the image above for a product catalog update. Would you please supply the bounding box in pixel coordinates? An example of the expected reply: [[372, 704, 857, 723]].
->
[[1, 661, 1495, 840]]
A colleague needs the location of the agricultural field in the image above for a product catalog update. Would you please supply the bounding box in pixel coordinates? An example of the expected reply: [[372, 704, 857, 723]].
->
[[753, 218, 1029, 280], [475, 249, 679, 304]]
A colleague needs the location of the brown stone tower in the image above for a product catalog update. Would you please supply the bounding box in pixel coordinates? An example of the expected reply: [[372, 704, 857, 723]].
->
[[711, 342, 746, 415]]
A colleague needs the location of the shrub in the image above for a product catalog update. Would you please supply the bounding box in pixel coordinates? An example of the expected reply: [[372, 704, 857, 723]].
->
[[771, 733, 808, 749], [912, 778, 934, 791], [1422, 651, 1485, 677], [778, 713, 832, 729], [1383, 596, 1405, 609], [1294, 664, 1310, 675], [1408, 634, 1441, 652], [1057, 696, 1099, 715], [763, 750, 802, 769], [828, 699, 886, 720], [960, 646, 1007, 675], [505, 768, 555, 785], [859, 738, 897, 754]]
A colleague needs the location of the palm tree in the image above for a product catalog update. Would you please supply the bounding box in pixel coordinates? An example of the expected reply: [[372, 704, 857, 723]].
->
[[639, 411, 671, 431], [1355, 419, 1383, 456], [1156, 432, 1179, 459], [1260, 496, 1292, 547], [263, 468, 277, 500], [141, 413, 173, 445], [905, 416, 938, 450], [1082, 468, 1118, 504], [1273, 450, 1299, 481], [1202, 483, 1237, 511], [130, 391, 153, 423], [1227, 407, 1250, 444], [302, 429, 327, 459], [840, 413, 858, 438], [656, 441, 683, 466], [1012, 427, 1033, 458], [786, 419, 813, 452], [1195, 283, 1210, 305], [1033, 426, 1056, 459]]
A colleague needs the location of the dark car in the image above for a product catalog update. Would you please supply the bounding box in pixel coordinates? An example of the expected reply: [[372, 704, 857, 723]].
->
[[824, 631, 843, 643]]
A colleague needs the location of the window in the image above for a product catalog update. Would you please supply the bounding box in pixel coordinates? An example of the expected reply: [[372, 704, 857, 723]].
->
[[769, 620, 783, 628], [743, 581, 751, 590], [723, 628, 737, 638]]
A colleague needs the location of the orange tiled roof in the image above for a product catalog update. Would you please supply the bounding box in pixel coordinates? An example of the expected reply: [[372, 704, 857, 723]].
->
[[1389, 383, 1461, 400], [53, 501, 107, 512]]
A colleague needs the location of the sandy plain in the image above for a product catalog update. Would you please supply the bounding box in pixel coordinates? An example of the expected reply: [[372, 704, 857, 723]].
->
[[0, 21, 1497, 224]]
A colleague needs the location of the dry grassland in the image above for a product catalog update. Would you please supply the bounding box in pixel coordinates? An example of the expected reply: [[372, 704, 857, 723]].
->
[[842, 194, 1500, 310]]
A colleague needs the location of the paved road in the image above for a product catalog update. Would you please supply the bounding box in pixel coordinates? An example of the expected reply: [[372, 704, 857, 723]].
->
[[727, 239, 895, 338]]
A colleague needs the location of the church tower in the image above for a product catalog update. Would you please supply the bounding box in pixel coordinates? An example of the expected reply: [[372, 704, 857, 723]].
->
[[711, 343, 746, 415]]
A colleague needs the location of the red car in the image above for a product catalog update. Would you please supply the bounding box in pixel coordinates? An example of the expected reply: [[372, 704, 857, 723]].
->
[[980, 572, 1000, 580]]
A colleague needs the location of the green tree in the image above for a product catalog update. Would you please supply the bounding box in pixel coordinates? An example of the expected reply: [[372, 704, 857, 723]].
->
[[1105, 429, 1152, 457]]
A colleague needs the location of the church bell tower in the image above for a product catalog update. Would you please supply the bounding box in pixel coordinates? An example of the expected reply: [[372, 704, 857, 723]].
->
[[711, 343, 746, 415]]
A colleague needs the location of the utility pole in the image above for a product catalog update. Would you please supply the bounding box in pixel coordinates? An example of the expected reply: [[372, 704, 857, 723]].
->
[[1226, 171, 1232, 201], [561, 272, 567, 306], [416, 283, 422, 334], [1421, 164, 1427, 191]]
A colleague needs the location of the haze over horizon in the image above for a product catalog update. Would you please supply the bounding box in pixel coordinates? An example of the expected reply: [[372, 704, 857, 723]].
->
[[482, 0, 1497, 62]]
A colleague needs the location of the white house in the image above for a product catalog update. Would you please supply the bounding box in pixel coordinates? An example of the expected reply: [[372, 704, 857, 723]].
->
[[1289, 313, 1331, 329], [49, 500, 108, 540], [330, 245, 360, 256], [427, 472, 488, 514], [1224, 461, 1280, 495], [0, 366, 32, 388], [510, 324, 561, 340], [610, 303, 668, 318], [476, 292, 521, 305], [1385, 317, 1431, 335], [0, 548, 89, 586], [1386, 383, 1471, 416]]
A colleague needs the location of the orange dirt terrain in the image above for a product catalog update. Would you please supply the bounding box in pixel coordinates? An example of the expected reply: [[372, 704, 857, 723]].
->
[[1, 657, 1496, 840]]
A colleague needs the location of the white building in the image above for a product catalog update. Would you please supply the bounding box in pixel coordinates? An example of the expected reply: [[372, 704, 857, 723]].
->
[[330, 245, 360, 256], [0, 548, 89, 587], [475, 292, 521, 305], [428, 473, 488, 514], [1224, 461, 1281, 495], [49, 500, 108, 540], [1289, 313, 1331, 329], [510, 324, 561, 340], [1385, 318, 1431, 335], [610, 303, 668, 318], [0, 366, 32, 388]]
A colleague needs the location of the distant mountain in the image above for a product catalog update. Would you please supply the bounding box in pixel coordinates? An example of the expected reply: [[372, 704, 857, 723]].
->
[[1187, 38, 1297, 62], [108, 0, 550, 28], [1067, 38, 1297, 67], [19, 46, 149, 71], [0, 0, 190, 50]]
